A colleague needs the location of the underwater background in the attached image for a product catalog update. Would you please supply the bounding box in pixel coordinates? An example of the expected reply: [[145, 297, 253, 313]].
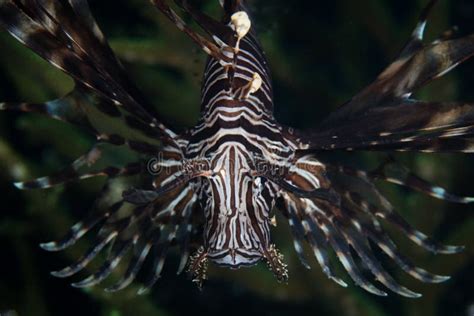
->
[[0, 0, 473, 315]]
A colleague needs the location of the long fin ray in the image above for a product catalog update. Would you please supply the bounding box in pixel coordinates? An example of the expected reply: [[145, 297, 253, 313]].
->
[[71, 238, 135, 288], [339, 224, 422, 298], [14, 143, 143, 190]]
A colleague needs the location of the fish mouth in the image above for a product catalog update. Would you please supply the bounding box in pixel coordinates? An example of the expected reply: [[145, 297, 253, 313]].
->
[[207, 248, 263, 268], [187, 245, 288, 285]]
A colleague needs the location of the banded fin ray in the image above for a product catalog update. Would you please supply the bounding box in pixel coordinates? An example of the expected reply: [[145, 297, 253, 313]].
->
[[71, 237, 136, 288], [0, 86, 172, 154], [321, 0, 473, 124], [282, 197, 312, 270], [398, 0, 438, 58], [104, 229, 158, 292], [40, 201, 123, 252], [370, 160, 474, 203], [14, 143, 144, 190], [313, 214, 388, 296], [340, 198, 450, 284], [281, 185, 453, 297], [0, 91, 93, 133], [298, 0, 474, 153], [337, 222, 422, 298], [151, 0, 233, 64], [361, 220, 451, 284], [52, 184, 199, 291], [302, 210, 348, 287], [330, 161, 474, 204], [327, 166, 463, 254], [50, 229, 121, 278], [138, 186, 198, 293], [302, 101, 474, 152], [175, 196, 198, 275], [0, 0, 176, 139], [173, 0, 231, 38]]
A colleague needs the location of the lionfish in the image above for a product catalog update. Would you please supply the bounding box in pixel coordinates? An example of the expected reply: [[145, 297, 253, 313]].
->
[[1, 0, 474, 298]]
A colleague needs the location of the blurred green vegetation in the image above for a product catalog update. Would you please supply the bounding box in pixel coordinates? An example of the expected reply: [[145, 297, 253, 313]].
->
[[0, 0, 473, 315]]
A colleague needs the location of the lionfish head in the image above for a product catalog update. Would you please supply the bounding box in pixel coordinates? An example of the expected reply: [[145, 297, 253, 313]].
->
[[203, 164, 271, 268], [190, 145, 292, 281]]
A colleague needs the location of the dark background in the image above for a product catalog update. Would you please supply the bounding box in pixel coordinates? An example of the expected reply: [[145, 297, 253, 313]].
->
[[0, 0, 473, 315]]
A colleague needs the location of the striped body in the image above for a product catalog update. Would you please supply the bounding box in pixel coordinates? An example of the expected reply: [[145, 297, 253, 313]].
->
[[184, 29, 299, 267]]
